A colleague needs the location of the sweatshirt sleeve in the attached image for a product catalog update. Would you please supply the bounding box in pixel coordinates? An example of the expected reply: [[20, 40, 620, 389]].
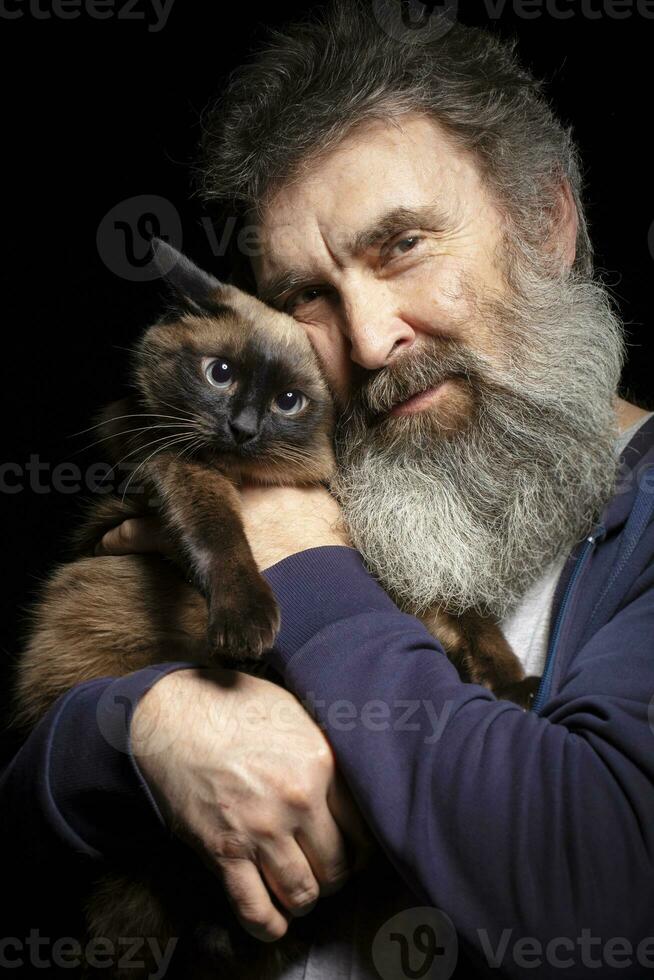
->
[[0, 661, 197, 865], [262, 545, 654, 978]]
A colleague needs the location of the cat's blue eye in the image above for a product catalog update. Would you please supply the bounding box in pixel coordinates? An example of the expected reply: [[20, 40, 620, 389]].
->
[[273, 391, 308, 416], [203, 357, 234, 389]]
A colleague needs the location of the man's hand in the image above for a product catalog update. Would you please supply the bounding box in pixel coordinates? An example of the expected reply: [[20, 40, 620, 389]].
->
[[96, 484, 352, 570], [132, 667, 373, 942], [98, 483, 364, 941]]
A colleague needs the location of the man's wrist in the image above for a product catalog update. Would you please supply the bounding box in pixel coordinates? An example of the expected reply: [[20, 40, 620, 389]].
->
[[257, 534, 352, 571], [240, 483, 350, 569], [44, 662, 197, 859]]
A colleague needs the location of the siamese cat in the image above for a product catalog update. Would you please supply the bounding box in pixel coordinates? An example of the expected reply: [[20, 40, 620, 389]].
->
[[12, 239, 539, 979]]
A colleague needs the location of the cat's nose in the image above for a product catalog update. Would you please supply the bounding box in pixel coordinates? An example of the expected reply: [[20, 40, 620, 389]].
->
[[229, 408, 259, 444]]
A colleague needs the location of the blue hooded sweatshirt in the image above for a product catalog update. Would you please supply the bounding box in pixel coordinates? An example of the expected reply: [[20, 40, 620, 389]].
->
[[2, 415, 654, 978]]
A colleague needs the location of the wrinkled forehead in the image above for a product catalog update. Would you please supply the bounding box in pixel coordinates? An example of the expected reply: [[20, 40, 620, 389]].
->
[[247, 113, 486, 293]]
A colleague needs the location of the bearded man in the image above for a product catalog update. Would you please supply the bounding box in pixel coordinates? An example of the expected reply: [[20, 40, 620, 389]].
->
[[4, 3, 654, 978]]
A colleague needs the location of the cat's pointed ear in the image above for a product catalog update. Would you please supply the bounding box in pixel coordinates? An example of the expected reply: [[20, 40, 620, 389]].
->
[[150, 237, 225, 312]]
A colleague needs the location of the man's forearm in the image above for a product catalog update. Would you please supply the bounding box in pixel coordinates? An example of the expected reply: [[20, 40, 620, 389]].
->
[[263, 545, 654, 976]]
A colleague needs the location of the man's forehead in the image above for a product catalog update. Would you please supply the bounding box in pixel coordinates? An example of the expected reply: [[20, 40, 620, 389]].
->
[[253, 202, 454, 304], [249, 115, 483, 294]]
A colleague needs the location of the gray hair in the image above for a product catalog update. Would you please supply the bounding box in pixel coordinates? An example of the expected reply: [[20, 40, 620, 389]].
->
[[193, 0, 594, 286]]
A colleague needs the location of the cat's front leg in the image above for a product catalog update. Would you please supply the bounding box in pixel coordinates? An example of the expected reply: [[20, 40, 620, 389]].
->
[[204, 551, 281, 662], [419, 606, 540, 709], [147, 455, 280, 662], [458, 610, 541, 708]]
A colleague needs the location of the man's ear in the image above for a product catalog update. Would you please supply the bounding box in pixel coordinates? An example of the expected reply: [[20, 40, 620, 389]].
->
[[150, 237, 226, 311], [544, 178, 579, 273]]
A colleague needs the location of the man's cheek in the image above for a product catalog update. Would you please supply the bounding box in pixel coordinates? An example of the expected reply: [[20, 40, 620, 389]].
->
[[418, 263, 503, 359], [430, 262, 474, 317], [305, 324, 353, 406]]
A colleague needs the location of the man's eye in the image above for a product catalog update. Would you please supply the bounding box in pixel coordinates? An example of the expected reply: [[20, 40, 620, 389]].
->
[[388, 235, 422, 257], [285, 287, 326, 313]]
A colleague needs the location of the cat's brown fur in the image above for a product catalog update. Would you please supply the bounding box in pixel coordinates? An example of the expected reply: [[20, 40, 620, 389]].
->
[[421, 607, 541, 708], [12, 241, 339, 978], [12, 240, 538, 979]]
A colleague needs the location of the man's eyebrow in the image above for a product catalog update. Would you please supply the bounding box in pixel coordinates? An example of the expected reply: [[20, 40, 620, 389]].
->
[[258, 270, 314, 307], [347, 204, 450, 254], [258, 204, 450, 306]]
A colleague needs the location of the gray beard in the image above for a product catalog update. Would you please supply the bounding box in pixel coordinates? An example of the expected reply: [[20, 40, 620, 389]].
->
[[331, 269, 625, 620]]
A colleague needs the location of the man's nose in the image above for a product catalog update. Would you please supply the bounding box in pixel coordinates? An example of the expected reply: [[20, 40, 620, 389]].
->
[[344, 294, 415, 371]]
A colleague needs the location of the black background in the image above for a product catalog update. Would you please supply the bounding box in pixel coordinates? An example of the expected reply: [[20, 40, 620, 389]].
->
[[1, 0, 653, 760]]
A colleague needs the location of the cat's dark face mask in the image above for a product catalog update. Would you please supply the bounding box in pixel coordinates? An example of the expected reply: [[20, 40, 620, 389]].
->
[[171, 337, 326, 460], [132, 238, 336, 484]]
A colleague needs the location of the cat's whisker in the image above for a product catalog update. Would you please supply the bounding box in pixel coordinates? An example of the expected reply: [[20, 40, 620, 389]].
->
[[110, 432, 199, 475], [156, 398, 202, 424], [75, 423, 197, 457], [71, 414, 199, 438], [265, 447, 314, 465], [119, 435, 199, 503], [112, 343, 141, 357], [98, 434, 197, 487], [176, 437, 206, 461]]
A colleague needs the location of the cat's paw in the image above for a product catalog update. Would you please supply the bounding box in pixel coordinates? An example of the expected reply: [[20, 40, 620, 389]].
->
[[493, 674, 541, 710], [207, 577, 281, 662]]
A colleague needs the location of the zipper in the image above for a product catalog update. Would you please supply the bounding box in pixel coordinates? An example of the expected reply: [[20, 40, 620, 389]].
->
[[587, 467, 654, 629], [530, 526, 605, 714]]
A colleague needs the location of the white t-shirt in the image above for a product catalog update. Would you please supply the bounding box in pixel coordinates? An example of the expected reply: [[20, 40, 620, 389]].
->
[[500, 412, 654, 677]]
